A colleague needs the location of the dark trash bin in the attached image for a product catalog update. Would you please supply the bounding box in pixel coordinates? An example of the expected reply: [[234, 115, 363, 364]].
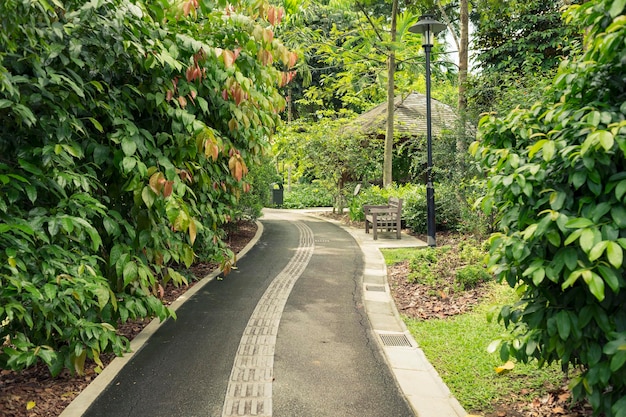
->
[[271, 183, 284, 206]]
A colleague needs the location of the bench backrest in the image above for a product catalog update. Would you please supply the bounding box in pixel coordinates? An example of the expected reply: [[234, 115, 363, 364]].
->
[[388, 197, 402, 212]]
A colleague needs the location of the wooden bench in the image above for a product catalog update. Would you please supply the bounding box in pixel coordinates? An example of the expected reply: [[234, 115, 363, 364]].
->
[[363, 197, 403, 240]]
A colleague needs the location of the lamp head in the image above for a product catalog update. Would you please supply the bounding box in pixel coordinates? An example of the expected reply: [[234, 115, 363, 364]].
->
[[409, 13, 447, 47]]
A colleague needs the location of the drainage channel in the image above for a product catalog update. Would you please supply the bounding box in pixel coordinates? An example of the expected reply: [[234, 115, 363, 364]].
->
[[378, 332, 414, 348], [221, 221, 315, 417]]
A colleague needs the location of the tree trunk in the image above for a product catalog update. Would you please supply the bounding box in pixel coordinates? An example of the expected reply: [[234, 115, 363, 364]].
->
[[383, 0, 398, 187], [458, 0, 468, 111], [456, 0, 470, 172]]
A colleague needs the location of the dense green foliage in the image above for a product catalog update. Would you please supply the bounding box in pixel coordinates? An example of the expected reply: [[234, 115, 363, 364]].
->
[[473, 0, 626, 415], [347, 182, 487, 236], [274, 111, 381, 210], [471, 0, 581, 74], [282, 183, 335, 209], [274, 0, 456, 120], [0, 0, 294, 375], [467, 0, 581, 118]]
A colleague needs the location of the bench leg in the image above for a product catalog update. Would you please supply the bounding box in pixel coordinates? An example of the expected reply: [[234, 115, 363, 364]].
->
[[373, 214, 378, 240]]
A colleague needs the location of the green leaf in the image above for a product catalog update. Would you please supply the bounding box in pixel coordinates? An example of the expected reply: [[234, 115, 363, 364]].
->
[[616, 180, 626, 201], [122, 138, 137, 156], [528, 139, 547, 159], [121, 156, 136, 173], [564, 230, 585, 251], [142, 186, 156, 209], [197, 96, 209, 113], [580, 228, 595, 253], [542, 140, 555, 161], [72, 217, 102, 251], [556, 311, 571, 340], [123, 261, 138, 287], [73, 349, 87, 375], [103, 217, 121, 237], [604, 338, 626, 355], [572, 171, 586, 189], [611, 205, 626, 227], [522, 223, 538, 240], [586, 130, 614, 151], [549, 191, 566, 210], [610, 351, 626, 372], [87, 117, 104, 133], [25, 184, 37, 204], [588, 272, 605, 302], [565, 218, 594, 228], [36, 0, 55, 13], [597, 265, 620, 293], [615, 395, 626, 417], [546, 230, 561, 247], [588, 241, 608, 261], [93, 287, 109, 310], [109, 244, 124, 267], [562, 270, 582, 289], [36, 347, 56, 366], [609, 0, 626, 18], [183, 245, 194, 268], [607, 241, 623, 268], [61, 216, 75, 233], [93, 145, 110, 165]]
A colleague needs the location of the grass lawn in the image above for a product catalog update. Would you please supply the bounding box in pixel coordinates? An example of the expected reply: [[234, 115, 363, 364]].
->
[[403, 282, 565, 414]]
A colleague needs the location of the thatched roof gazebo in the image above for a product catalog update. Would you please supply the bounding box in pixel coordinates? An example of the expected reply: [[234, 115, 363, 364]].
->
[[338, 91, 474, 185], [343, 91, 465, 138]]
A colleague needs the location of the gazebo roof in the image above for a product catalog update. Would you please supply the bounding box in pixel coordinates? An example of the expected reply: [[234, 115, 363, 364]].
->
[[342, 92, 464, 137]]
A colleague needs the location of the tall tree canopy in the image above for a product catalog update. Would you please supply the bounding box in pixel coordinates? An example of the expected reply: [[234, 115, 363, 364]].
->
[[471, 0, 582, 74], [466, 0, 583, 117]]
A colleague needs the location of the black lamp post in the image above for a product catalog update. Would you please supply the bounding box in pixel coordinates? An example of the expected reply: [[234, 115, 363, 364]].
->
[[409, 14, 446, 247]]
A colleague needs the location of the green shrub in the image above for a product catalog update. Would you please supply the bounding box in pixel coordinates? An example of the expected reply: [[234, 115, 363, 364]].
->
[[347, 182, 481, 235], [455, 265, 492, 291], [473, 1, 626, 415], [282, 182, 334, 208], [456, 179, 497, 237], [458, 240, 487, 265], [348, 185, 392, 221], [408, 246, 450, 285], [237, 157, 280, 219], [402, 182, 464, 234], [0, 0, 292, 376]]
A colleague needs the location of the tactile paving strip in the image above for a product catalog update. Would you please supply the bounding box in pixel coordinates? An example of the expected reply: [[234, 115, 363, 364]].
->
[[222, 222, 314, 417]]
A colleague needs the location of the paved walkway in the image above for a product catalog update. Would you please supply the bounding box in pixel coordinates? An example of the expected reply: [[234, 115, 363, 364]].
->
[[61, 209, 466, 417]]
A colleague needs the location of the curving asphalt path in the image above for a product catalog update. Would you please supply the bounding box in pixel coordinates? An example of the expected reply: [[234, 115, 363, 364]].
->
[[69, 209, 421, 417]]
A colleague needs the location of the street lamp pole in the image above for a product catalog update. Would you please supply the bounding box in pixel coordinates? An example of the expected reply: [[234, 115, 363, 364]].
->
[[409, 14, 446, 248]]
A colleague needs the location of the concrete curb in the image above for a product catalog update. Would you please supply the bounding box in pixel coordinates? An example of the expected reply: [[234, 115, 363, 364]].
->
[[307, 212, 467, 417], [60, 221, 265, 417]]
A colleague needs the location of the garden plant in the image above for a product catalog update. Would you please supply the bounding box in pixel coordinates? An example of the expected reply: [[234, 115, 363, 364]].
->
[[472, 0, 626, 415], [0, 0, 296, 376]]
